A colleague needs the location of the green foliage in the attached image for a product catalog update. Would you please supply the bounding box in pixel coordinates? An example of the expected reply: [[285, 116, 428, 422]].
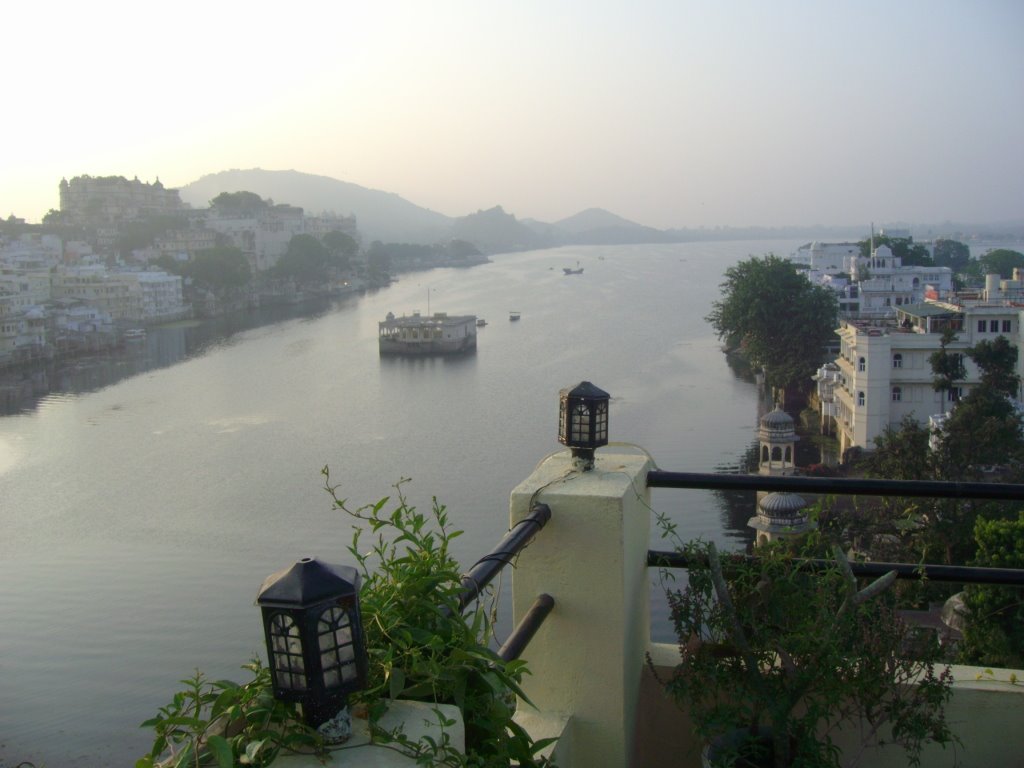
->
[[135, 661, 322, 768], [706, 254, 838, 394], [188, 247, 252, 291], [366, 241, 392, 282], [858, 236, 933, 266], [961, 513, 1024, 668], [932, 239, 970, 273], [210, 191, 269, 214], [978, 248, 1024, 279], [928, 328, 966, 412], [323, 230, 359, 261], [273, 235, 335, 283], [116, 215, 183, 257], [656, 538, 956, 768], [967, 335, 1020, 399], [324, 472, 554, 767]]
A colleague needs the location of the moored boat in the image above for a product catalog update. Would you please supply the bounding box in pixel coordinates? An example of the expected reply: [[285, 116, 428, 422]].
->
[[509, 311, 521, 322]]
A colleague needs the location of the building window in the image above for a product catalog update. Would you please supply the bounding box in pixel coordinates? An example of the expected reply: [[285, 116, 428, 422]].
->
[[990, 320, 1000, 332], [947, 387, 962, 402], [858, 357, 866, 372], [893, 353, 903, 369], [1003, 320, 1012, 333], [857, 391, 865, 406], [978, 319, 986, 332], [892, 386, 902, 402]]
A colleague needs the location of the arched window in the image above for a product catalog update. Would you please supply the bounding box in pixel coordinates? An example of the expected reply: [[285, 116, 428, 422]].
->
[[892, 386, 902, 402], [857, 391, 865, 406], [858, 357, 866, 372], [784, 447, 792, 463], [761, 445, 769, 463], [892, 353, 903, 369], [771, 446, 782, 461]]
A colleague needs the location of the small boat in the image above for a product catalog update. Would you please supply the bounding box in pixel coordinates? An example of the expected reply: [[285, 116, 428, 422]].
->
[[563, 261, 584, 275], [476, 318, 488, 327], [123, 328, 146, 341], [509, 311, 521, 322]]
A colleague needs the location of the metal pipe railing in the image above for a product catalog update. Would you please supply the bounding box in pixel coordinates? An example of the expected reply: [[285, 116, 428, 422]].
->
[[498, 593, 555, 661], [455, 502, 552, 613], [647, 550, 1024, 587], [647, 470, 1024, 502]]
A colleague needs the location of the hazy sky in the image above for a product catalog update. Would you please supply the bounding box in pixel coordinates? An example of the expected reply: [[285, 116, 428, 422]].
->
[[2, 0, 1021, 229]]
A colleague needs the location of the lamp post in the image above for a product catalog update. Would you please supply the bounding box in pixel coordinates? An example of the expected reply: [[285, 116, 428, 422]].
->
[[256, 557, 368, 739], [558, 380, 610, 471]]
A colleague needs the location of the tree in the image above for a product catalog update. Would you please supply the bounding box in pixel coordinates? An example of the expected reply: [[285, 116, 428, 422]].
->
[[961, 512, 1024, 668], [322, 230, 358, 272], [858, 235, 933, 266], [861, 416, 933, 482], [932, 239, 971, 273], [209, 191, 269, 215], [978, 248, 1024, 279], [706, 255, 838, 396], [188, 247, 252, 291], [967, 335, 1020, 399], [273, 234, 331, 283], [929, 328, 965, 414], [366, 241, 392, 284]]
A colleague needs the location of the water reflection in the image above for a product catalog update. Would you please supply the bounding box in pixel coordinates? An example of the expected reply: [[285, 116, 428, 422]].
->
[[1, 296, 351, 415]]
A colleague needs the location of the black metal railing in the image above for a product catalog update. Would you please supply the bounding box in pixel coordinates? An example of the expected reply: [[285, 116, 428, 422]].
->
[[646, 470, 1024, 587], [450, 502, 554, 660]]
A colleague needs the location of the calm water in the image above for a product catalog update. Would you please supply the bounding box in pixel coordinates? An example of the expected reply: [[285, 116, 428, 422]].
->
[[0, 240, 803, 766]]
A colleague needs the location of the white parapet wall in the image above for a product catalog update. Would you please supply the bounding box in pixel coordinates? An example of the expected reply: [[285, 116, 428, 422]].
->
[[509, 449, 654, 768]]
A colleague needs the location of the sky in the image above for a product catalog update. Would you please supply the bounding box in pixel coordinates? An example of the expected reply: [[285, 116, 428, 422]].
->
[[2, 0, 1022, 230]]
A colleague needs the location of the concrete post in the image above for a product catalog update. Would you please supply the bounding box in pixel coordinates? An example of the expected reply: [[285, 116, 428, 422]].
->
[[509, 450, 653, 768]]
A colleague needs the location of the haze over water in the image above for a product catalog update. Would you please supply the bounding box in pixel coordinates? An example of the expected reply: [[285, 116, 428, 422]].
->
[[0, 241, 800, 765]]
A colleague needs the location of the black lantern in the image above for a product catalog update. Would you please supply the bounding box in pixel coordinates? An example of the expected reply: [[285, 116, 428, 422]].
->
[[558, 381, 610, 470], [256, 557, 368, 728]]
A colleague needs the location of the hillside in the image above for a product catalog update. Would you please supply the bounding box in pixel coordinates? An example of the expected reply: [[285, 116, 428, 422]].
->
[[179, 168, 453, 244]]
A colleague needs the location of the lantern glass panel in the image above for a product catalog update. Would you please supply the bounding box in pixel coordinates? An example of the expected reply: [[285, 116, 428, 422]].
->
[[594, 402, 608, 441], [318, 606, 359, 689], [570, 404, 589, 443], [269, 613, 307, 691]]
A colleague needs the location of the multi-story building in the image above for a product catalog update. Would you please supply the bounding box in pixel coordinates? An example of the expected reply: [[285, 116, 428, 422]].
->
[[823, 277, 1024, 454], [53, 265, 139, 321], [59, 175, 183, 226], [199, 204, 305, 271], [113, 270, 187, 321]]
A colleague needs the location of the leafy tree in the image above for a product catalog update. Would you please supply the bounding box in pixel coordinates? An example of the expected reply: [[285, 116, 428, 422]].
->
[[929, 328, 966, 414], [978, 248, 1024, 279], [932, 239, 971, 273], [961, 512, 1024, 668], [366, 241, 392, 283], [706, 254, 838, 396], [273, 234, 332, 283], [153, 254, 186, 276], [188, 247, 252, 291], [209, 191, 269, 214], [42, 208, 67, 225], [967, 335, 1020, 399], [861, 416, 933, 482], [858, 235, 933, 266], [115, 214, 182, 257], [323, 230, 358, 272]]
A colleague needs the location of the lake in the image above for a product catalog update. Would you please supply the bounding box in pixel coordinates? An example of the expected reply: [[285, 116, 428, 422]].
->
[[0, 239, 805, 766]]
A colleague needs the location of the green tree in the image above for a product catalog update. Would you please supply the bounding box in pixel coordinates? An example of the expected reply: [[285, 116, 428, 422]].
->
[[706, 254, 838, 396], [932, 239, 971, 273], [961, 512, 1024, 667], [209, 191, 269, 214], [188, 247, 252, 290], [967, 335, 1020, 399], [273, 234, 331, 283], [929, 328, 966, 414], [322, 230, 358, 272], [858, 235, 933, 266], [366, 241, 392, 284], [978, 248, 1024, 279], [861, 415, 933, 482]]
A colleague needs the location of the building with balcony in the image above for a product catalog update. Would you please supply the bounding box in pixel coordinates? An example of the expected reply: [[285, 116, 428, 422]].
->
[[827, 289, 1024, 453], [59, 175, 183, 226]]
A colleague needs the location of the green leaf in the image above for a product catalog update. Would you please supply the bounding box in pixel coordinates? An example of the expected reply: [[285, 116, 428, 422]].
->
[[388, 667, 406, 699], [206, 734, 234, 768]]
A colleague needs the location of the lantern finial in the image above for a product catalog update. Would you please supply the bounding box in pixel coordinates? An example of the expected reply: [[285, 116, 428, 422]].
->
[[557, 381, 610, 471]]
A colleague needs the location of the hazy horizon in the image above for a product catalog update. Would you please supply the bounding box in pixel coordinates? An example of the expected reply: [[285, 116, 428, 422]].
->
[[2, 1, 1021, 230]]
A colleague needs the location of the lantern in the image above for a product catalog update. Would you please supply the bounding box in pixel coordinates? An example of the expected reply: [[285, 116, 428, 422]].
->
[[558, 381, 610, 470], [256, 557, 368, 728]]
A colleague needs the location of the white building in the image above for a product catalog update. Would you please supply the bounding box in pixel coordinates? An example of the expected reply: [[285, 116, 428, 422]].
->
[[200, 204, 306, 272], [827, 292, 1024, 454], [113, 269, 187, 321]]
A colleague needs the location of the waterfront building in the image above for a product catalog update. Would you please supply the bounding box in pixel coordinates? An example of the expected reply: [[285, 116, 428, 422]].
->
[[52, 265, 138, 320], [199, 204, 306, 272], [112, 269, 187, 321], [748, 407, 814, 544], [378, 311, 477, 355], [826, 281, 1024, 453], [59, 175, 183, 226]]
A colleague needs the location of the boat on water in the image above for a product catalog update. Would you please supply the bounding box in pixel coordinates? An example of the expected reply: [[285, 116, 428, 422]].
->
[[123, 328, 146, 341], [378, 311, 477, 356], [563, 261, 584, 275], [476, 318, 488, 327], [509, 311, 521, 322]]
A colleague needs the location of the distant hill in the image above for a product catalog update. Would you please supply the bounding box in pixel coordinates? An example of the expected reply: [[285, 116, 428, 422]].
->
[[178, 168, 453, 244], [551, 208, 673, 244], [450, 206, 545, 253]]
